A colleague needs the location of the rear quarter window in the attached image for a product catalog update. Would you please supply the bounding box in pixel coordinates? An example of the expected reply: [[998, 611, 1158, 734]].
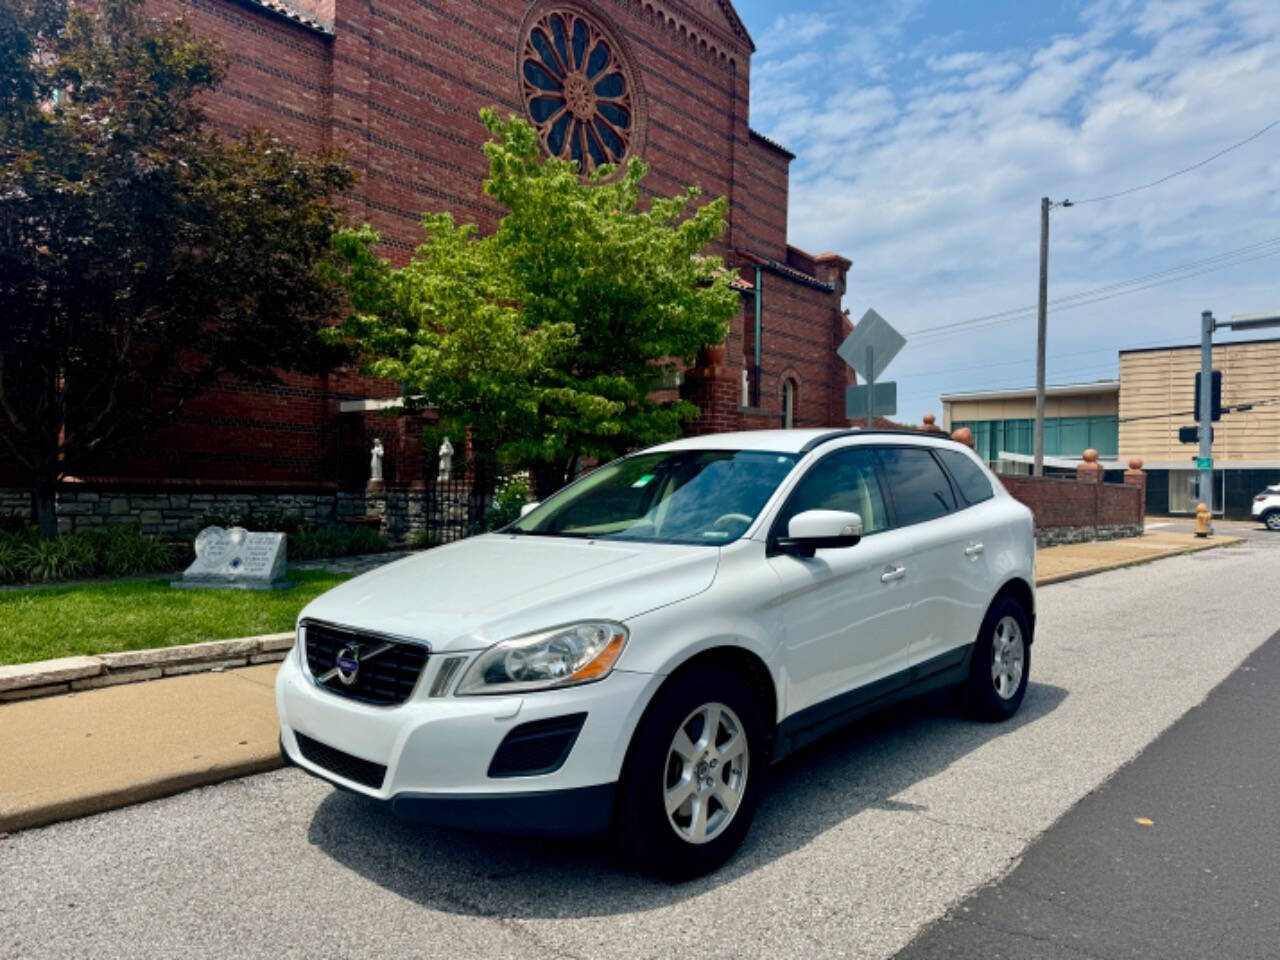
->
[[936, 448, 995, 506], [875, 446, 957, 526]]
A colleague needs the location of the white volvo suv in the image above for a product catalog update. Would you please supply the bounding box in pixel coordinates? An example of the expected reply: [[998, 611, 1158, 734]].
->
[[277, 429, 1036, 878]]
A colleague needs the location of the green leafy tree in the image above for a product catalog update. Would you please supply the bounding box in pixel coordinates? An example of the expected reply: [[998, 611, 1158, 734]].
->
[[0, 0, 353, 536], [333, 109, 738, 495]]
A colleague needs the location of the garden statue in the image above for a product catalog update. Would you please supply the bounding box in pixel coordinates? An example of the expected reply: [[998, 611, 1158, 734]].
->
[[438, 436, 454, 482], [370, 438, 384, 482]]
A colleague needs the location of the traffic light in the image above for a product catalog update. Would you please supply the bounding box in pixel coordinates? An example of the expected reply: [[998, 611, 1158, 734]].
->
[[1194, 370, 1222, 421], [1179, 425, 1213, 444]]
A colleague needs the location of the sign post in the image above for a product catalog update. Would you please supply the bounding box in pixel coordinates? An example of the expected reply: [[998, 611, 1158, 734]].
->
[[839, 309, 906, 428]]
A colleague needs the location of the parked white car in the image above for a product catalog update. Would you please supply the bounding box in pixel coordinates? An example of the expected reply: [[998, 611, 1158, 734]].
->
[[1253, 484, 1280, 530], [277, 429, 1036, 879]]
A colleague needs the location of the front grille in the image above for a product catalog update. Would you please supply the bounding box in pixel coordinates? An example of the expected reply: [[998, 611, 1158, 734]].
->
[[302, 620, 428, 706], [294, 731, 387, 789], [488, 713, 587, 778]]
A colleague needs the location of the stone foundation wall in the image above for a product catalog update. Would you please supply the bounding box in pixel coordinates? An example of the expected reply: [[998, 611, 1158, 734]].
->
[[1, 486, 477, 542], [0, 488, 339, 537], [1035, 523, 1143, 548]]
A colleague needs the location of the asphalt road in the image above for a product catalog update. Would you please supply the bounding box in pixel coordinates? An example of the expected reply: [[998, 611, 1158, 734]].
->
[[3, 536, 1279, 960], [895, 627, 1280, 959]]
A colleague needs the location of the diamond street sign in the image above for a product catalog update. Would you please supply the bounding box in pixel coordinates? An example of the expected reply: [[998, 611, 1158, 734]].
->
[[838, 309, 906, 383], [846, 382, 898, 420]]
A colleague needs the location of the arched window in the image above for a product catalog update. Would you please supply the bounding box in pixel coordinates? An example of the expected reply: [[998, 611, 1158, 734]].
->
[[781, 378, 797, 429]]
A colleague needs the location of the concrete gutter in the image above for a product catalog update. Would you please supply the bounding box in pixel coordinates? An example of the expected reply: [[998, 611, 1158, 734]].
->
[[0, 633, 295, 702]]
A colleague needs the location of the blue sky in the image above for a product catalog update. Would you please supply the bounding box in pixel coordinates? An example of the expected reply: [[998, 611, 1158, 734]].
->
[[732, 0, 1280, 423]]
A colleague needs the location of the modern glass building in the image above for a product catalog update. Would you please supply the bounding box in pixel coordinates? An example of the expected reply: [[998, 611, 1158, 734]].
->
[[942, 382, 1121, 473]]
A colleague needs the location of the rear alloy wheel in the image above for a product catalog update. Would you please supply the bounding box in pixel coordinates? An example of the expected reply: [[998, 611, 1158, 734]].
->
[[618, 665, 766, 880], [1265, 511, 1280, 531], [965, 595, 1031, 721]]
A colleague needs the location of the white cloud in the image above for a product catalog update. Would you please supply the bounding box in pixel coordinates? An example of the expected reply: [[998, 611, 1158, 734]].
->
[[748, 0, 1280, 422]]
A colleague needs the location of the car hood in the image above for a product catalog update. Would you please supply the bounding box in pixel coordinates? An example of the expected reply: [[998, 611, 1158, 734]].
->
[[297, 534, 720, 652]]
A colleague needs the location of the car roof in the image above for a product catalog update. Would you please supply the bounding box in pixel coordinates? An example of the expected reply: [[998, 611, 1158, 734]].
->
[[648, 428, 967, 455]]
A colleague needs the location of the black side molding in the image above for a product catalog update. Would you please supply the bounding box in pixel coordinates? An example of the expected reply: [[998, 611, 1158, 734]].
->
[[772, 645, 974, 761]]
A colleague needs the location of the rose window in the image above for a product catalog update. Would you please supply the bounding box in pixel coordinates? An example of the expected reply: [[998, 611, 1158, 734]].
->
[[519, 8, 639, 174]]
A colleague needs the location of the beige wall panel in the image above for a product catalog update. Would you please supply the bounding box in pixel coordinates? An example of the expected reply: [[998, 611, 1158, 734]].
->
[[1119, 341, 1280, 463]]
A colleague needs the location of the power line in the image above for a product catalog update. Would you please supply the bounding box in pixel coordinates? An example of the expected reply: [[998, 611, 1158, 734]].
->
[[902, 242, 1280, 342], [1071, 117, 1280, 205], [902, 236, 1280, 337], [1116, 394, 1280, 424]]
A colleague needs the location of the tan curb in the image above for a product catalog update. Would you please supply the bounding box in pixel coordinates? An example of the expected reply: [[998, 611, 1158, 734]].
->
[[1037, 537, 1240, 586], [1, 632, 295, 701], [0, 752, 284, 834]]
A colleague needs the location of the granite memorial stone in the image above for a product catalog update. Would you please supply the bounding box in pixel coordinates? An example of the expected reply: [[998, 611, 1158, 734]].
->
[[173, 525, 291, 590]]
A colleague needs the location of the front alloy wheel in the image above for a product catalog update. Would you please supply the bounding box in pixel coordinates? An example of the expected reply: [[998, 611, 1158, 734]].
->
[[664, 702, 749, 844], [619, 665, 766, 880]]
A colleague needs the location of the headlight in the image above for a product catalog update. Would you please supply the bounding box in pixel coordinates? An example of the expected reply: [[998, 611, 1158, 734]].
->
[[454, 621, 629, 695]]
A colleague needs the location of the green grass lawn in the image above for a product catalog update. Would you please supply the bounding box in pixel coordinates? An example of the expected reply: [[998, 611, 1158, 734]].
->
[[0, 569, 351, 665]]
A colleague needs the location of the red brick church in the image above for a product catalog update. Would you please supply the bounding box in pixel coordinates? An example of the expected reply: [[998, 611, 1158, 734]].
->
[[1, 0, 855, 533]]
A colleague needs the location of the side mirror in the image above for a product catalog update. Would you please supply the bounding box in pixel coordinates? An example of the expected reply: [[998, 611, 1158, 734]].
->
[[775, 510, 862, 557], [519, 501, 541, 518]]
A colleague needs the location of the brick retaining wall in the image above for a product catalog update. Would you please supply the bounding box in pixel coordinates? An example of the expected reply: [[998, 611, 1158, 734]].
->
[[999, 475, 1144, 547]]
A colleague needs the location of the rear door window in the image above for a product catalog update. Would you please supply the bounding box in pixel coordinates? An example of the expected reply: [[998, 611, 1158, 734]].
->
[[935, 448, 995, 506], [875, 446, 957, 527]]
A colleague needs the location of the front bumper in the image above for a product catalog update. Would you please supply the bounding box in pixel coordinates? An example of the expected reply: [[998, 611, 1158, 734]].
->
[[276, 648, 659, 835]]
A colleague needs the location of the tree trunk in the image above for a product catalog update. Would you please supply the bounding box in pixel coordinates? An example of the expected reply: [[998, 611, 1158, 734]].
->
[[532, 459, 573, 501], [33, 482, 58, 540]]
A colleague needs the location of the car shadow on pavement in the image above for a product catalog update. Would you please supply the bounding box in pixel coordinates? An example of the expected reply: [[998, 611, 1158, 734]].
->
[[307, 680, 1067, 915]]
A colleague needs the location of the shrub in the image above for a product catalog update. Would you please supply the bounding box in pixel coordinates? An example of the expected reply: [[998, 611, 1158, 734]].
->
[[347, 526, 390, 555], [20, 536, 94, 582], [470, 476, 530, 535], [101, 527, 174, 576], [0, 536, 25, 582]]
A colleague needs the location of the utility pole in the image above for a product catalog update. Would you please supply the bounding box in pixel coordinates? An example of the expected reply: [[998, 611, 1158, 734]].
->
[[1198, 310, 1214, 518], [1034, 197, 1050, 476]]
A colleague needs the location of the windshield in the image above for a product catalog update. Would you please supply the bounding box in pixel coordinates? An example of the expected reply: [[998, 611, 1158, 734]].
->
[[509, 449, 799, 545]]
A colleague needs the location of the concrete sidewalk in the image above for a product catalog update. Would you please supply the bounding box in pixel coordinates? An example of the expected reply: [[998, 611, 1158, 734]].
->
[[1037, 529, 1238, 584], [0, 531, 1240, 835], [0, 665, 282, 832]]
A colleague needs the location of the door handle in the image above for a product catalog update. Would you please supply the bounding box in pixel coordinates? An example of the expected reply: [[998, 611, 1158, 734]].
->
[[964, 542, 985, 558], [880, 564, 906, 583]]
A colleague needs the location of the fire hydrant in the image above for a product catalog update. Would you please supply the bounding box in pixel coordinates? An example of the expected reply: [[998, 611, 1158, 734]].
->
[[1195, 502, 1212, 538]]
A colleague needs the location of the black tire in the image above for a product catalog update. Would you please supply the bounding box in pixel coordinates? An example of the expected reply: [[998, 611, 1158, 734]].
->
[[964, 594, 1031, 722], [616, 664, 768, 881]]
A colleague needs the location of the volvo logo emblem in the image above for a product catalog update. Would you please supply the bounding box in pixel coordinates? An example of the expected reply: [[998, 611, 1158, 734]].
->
[[335, 644, 361, 686]]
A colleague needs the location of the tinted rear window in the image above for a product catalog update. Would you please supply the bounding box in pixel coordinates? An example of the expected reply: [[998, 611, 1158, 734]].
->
[[936, 448, 995, 506], [876, 447, 956, 526]]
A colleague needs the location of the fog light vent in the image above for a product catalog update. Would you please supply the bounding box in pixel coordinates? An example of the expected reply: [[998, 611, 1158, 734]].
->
[[488, 713, 587, 778]]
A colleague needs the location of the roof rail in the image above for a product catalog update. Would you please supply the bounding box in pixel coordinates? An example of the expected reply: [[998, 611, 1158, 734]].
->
[[798, 429, 964, 454]]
